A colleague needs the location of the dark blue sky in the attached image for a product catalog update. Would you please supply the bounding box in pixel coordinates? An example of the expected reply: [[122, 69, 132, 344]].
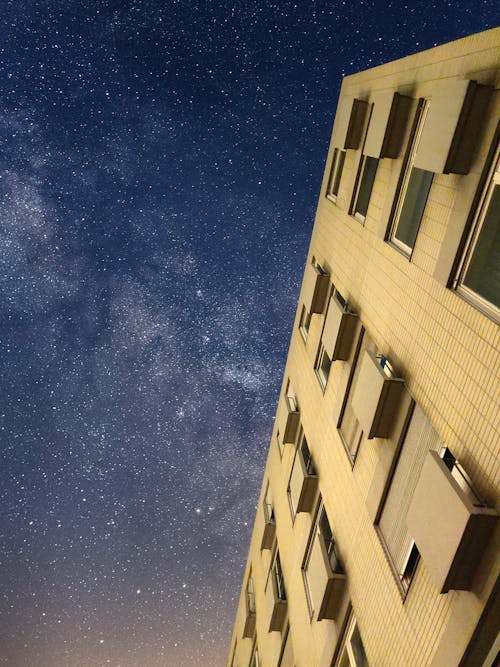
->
[[0, 2, 498, 665]]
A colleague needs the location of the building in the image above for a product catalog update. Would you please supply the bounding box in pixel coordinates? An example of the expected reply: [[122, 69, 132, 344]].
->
[[227, 28, 500, 667]]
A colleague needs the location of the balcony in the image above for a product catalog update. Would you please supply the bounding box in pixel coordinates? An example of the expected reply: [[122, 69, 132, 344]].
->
[[407, 451, 498, 593]]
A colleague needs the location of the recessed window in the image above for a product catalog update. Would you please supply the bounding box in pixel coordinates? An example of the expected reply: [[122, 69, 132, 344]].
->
[[334, 612, 369, 667], [302, 502, 345, 620], [250, 640, 260, 667], [276, 429, 284, 458], [243, 572, 257, 638], [389, 101, 433, 256], [327, 148, 347, 202], [376, 403, 441, 594], [261, 482, 276, 550], [300, 435, 316, 476], [287, 432, 318, 519], [272, 551, 286, 602], [299, 304, 312, 340], [246, 576, 256, 614], [316, 343, 332, 390], [337, 329, 370, 463], [454, 143, 499, 321], [277, 625, 294, 667], [353, 155, 379, 223]]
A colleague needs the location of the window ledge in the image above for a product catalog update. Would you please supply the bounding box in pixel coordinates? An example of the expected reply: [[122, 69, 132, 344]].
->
[[386, 239, 412, 261], [350, 212, 366, 225], [454, 286, 500, 325]]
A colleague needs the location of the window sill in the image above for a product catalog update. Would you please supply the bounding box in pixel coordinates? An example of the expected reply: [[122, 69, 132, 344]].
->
[[454, 286, 499, 325], [350, 212, 366, 225], [386, 239, 412, 260]]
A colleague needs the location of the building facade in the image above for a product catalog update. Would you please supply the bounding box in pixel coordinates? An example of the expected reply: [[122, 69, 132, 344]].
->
[[227, 28, 500, 667]]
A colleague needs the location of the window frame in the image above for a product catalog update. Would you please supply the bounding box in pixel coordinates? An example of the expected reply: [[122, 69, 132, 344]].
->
[[453, 141, 500, 322], [315, 342, 332, 390], [387, 99, 433, 257], [299, 304, 312, 341], [270, 550, 286, 602], [276, 428, 284, 459], [326, 148, 347, 203], [250, 637, 260, 667], [287, 429, 317, 521], [302, 500, 344, 620], [337, 327, 367, 465], [246, 573, 256, 616], [332, 611, 370, 667], [352, 154, 379, 224], [277, 624, 293, 667]]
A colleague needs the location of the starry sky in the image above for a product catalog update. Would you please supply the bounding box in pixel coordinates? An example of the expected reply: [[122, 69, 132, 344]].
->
[[0, 2, 498, 666]]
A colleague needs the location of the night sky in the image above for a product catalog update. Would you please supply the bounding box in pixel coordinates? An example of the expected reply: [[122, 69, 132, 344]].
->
[[0, 2, 497, 666]]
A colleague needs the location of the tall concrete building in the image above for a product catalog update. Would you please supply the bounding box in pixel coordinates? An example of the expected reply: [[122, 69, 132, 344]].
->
[[227, 28, 500, 667]]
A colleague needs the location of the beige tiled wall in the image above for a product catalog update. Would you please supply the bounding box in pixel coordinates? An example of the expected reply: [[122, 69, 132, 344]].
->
[[228, 27, 500, 667]]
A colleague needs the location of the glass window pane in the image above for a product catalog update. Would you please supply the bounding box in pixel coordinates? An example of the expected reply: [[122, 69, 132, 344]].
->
[[463, 184, 500, 309], [395, 167, 433, 250], [319, 350, 331, 384], [350, 624, 369, 667], [338, 652, 351, 667], [328, 148, 338, 194], [355, 157, 379, 218], [332, 151, 346, 197]]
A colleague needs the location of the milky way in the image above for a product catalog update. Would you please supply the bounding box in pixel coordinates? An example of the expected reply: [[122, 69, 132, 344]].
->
[[0, 2, 497, 665]]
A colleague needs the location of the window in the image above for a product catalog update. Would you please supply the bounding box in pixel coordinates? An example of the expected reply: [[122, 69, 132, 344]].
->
[[276, 428, 284, 458], [302, 501, 346, 621], [299, 304, 312, 340], [334, 613, 369, 667], [316, 343, 332, 389], [300, 435, 316, 476], [250, 639, 260, 667], [261, 483, 276, 550], [277, 380, 300, 450], [266, 548, 288, 632], [277, 625, 294, 667], [246, 576, 256, 614], [376, 403, 441, 594], [230, 641, 238, 667], [327, 148, 347, 202], [337, 329, 370, 463], [243, 573, 257, 638], [400, 542, 420, 591], [454, 142, 500, 321], [285, 380, 298, 413], [389, 100, 433, 255], [272, 551, 286, 602], [287, 431, 318, 518], [353, 155, 379, 223]]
